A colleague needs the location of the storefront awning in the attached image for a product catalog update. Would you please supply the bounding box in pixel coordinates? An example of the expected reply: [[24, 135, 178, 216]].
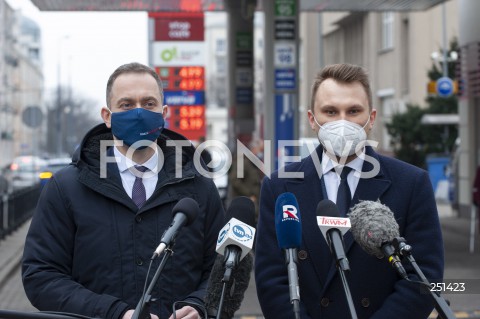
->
[[29, 0, 448, 12]]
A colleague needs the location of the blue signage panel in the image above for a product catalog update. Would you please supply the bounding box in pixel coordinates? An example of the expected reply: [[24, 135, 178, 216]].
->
[[164, 91, 205, 106], [236, 88, 253, 104], [436, 77, 454, 98], [275, 93, 295, 169], [275, 68, 296, 90]]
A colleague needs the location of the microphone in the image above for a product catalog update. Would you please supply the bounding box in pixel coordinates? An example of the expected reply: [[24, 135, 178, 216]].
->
[[204, 252, 254, 319], [215, 196, 256, 281], [275, 192, 302, 319], [316, 200, 360, 319], [348, 200, 408, 279], [152, 197, 199, 258], [206, 197, 255, 319], [316, 199, 351, 271]]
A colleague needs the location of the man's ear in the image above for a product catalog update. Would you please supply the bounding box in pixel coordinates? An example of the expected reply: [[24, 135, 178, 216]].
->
[[101, 107, 112, 128], [368, 108, 377, 131], [162, 105, 169, 119], [307, 110, 317, 131]]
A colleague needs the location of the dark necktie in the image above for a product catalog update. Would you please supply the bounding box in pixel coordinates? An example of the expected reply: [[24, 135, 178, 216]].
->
[[335, 166, 352, 216], [132, 166, 148, 208]]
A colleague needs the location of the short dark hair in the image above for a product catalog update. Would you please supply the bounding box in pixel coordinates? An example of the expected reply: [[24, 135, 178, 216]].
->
[[310, 63, 372, 111], [106, 62, 163, 108]]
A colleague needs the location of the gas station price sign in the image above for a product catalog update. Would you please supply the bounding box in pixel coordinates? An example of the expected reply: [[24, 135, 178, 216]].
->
[[156, 66, 206, 140], [157, 66, 205, 90], [169, 105, 206, 140]]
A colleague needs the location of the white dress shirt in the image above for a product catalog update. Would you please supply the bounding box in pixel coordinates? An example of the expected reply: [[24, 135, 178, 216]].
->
[[114, 146, 159, 201], [321, 151, 365, 203]]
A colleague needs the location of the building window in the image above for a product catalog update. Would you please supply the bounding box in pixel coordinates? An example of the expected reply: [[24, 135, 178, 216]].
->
[[216, 39, 226, 54], [382, 12, 394, 50], [381, 96, 395, 151]]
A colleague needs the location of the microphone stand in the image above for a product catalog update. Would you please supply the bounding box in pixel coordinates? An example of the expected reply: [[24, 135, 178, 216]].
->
[[215, 246, 240, 319], [132, 247, 174, 319], [215, 281, 228, 319], [285, 249, 301, 319], [392, 237, 456, 319], [336, 266, 358, 319], [328, 231, 358, 319]]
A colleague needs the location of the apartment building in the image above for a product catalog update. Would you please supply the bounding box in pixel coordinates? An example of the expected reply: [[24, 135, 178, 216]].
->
[[0, 0, 44, 165], [299, 1, 459, 154]]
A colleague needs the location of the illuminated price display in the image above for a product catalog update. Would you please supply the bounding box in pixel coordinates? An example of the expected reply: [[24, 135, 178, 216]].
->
[[179, 105, 204, 117], [169, 105, 206, 140], [157, 66, 205, 90], [172, 78, 204, 90], [179, 118, 204, 130], [175, 66, 204, 78]]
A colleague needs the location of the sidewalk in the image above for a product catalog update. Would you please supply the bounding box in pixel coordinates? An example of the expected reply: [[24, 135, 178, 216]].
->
[[0, 220, 30, 288], [435, 203, 480, 317]]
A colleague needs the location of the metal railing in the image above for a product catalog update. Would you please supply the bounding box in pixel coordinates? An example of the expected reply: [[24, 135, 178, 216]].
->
[[0, 185, 41, 240]]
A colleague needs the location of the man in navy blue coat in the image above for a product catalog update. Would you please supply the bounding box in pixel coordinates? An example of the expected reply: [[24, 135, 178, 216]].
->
[[255, 63, 444, 318], [22, 63, 224, 319]]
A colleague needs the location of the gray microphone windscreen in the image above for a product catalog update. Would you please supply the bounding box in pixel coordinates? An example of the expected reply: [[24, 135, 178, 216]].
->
[[204, 252, 253, 319], [348, 200, 400, 258]]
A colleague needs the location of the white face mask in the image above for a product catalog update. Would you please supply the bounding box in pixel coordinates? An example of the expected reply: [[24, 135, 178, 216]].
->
[[313, 116, 370, 157]]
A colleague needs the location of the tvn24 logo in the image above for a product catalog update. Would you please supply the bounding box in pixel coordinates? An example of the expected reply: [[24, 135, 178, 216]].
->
[[232, 224, 253, 242]]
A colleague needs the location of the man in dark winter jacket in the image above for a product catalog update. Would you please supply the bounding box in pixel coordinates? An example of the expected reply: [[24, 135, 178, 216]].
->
[[22, 62, 225, 319]]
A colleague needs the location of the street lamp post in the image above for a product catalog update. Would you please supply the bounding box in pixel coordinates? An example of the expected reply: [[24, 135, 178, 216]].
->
[[442, 2, 448, 78], [56, 35, 69, 157]]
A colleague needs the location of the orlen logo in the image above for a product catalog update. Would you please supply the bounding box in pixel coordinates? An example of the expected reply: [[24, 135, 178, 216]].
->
[[217, 223, 229, 244], [232, 225, 253, 242], [318, 217, 349, 226], [282, 204, 299, 221]]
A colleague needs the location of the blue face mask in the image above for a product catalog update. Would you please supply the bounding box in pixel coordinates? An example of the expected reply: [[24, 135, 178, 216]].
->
[[110, 108, 165, 147]]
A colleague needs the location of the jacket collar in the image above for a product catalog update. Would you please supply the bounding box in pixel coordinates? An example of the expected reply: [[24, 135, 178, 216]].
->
[[74, 124, 200, 211]]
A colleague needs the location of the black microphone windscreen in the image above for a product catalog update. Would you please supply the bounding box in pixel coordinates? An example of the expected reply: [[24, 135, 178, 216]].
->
[[226, 196, 256, 228], [205, 253, 253, 319], [172, 198, 199, 226], [315, 199, 340, 217], [348, 200, 400, 258]]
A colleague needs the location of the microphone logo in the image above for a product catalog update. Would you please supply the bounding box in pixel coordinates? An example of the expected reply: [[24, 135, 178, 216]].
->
[[318, 216, 350, 226], [232, 225, 254, 242], [282, 204, 299, 221], [217, 224, 230, 244]]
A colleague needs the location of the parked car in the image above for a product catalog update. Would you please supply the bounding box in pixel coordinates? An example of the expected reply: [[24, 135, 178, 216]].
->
[[4, 156, 48, 190], [0, 173, 8, 194], [39, 157, 72, 187]]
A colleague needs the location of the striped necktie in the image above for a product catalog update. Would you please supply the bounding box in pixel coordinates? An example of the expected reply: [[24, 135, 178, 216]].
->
[[132, 166, 148, 208]]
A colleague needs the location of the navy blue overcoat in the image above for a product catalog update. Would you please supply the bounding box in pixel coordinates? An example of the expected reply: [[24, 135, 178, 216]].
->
[[255, 146, 444, 319]]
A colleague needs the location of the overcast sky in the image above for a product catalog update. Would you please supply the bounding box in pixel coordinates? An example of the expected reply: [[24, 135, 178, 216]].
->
[[6, 0, 149, 110]]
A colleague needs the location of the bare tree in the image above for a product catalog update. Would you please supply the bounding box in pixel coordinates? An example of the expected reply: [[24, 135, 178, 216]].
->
[[45, 86, 101, 157]]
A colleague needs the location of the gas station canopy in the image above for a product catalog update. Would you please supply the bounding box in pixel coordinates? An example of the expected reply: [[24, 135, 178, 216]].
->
[[30, 0, 447, 12]]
